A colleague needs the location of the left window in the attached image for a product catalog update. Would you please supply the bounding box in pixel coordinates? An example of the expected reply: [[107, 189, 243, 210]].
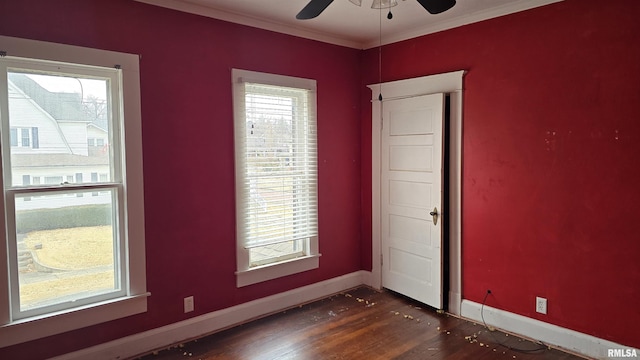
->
[[0, 36, 147, 347]]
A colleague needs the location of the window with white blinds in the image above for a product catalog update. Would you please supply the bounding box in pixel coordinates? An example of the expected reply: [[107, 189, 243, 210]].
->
[[233, 69, 319, 286]]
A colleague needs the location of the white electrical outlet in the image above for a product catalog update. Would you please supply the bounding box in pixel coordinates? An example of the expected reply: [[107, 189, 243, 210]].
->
[[536, 296, 547, 314], [184, 296, 194, 313]]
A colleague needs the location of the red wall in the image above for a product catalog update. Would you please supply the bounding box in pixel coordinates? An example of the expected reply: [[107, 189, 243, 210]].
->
[[0, 1, 362, 358], [360, 0, 640, 349]]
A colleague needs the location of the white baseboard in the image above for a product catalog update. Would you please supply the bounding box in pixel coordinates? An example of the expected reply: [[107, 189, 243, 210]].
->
[[461, 299, 639, 360], [53, 270, 372, 360]]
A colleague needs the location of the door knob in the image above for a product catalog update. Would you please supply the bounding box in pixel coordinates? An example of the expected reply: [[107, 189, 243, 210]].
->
[[430, 207, 438, 225]]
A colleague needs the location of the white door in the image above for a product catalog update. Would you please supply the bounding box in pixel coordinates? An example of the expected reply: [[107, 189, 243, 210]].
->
[[381, 93, 444, 309]]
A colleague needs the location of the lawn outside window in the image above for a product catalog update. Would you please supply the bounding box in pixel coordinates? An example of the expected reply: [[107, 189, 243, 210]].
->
[[0, 35, 147, 347], [232, 69, 319, 287]]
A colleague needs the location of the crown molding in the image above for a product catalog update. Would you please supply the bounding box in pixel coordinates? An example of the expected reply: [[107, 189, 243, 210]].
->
[[135, 0, 563, 50], [364, 0, 564, 48], [134, 0, 364, 49]]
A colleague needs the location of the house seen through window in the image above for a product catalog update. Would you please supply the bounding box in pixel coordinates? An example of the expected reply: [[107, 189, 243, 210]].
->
[[3, 68, 119, 317], [0, 36, 146, 346]]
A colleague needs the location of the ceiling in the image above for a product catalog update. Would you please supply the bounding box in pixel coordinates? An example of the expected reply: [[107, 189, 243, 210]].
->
[[134, 0, 563, 49]]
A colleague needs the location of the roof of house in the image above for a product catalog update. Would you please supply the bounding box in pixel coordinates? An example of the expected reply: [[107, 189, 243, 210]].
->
[[11, 147, 109, 167], [7, 73, 108, 131]]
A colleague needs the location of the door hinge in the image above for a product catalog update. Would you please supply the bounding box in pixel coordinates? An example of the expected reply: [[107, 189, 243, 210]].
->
[[380, 253, 383, 266]]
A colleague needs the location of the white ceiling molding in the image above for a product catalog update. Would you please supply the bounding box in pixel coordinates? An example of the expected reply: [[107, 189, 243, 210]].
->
[[135, 0, 564, 49], [134, 0, 364, 48], [366, 0, 564, 48]]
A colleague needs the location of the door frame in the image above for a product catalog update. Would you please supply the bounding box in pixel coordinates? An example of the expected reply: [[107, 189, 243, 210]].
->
[[368, 70, 465, 315]]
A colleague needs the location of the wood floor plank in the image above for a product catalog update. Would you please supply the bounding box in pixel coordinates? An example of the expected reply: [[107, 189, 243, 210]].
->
[[136, 287, 585, 360]]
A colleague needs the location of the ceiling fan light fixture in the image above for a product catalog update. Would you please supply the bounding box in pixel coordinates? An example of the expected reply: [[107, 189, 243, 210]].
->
[[371, 0, 398, 9], [416, 0, 456, 14], [297, 0, 456, 20]]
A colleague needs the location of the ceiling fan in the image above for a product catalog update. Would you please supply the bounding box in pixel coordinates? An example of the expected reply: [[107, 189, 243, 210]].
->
[[296, 0, 456, 20]]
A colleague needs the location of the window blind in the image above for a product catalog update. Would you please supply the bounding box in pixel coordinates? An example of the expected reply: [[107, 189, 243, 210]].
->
[[236, 81, 318, 249]]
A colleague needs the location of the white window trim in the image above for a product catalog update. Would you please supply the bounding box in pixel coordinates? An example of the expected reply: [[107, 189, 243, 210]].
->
[[232, 69, 320, 287], [0, 35, 148, 347]]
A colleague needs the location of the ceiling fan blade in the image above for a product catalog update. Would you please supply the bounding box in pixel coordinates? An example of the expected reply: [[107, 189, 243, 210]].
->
[[416, 0, 456, 14], [296, 0, 334, 19]]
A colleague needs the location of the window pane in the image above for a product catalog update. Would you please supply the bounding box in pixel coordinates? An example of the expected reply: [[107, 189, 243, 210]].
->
[[241, 85, 317, 251], [43, 176, 63, 185], [20, 128, 30, 147], [249, 240, 305, 267], [14, 189, 119, 312], [7, 71, 112, 186]]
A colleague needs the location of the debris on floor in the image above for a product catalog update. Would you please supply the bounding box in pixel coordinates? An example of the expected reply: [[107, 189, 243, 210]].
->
[[136, 287, 579, 360]]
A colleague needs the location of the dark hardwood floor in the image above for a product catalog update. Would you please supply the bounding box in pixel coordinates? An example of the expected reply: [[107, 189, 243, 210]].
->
[[137, 287, 586, 360]]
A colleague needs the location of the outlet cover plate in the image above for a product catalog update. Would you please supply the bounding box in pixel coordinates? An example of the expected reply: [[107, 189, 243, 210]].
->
[[536, 296, 547, 314], [184, 296, 194, 313]]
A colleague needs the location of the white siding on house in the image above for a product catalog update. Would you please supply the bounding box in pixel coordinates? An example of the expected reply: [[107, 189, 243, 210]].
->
[[7, 80, 110, 188], [87, 125, 108, 148], [11, 165, 110, 187], [8, 81, 71, 155], [58, 121, 90, 156]]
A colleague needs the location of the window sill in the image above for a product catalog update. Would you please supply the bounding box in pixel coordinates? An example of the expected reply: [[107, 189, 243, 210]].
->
[[0, 292, 150, 348], [236, 254, 321, 287]]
